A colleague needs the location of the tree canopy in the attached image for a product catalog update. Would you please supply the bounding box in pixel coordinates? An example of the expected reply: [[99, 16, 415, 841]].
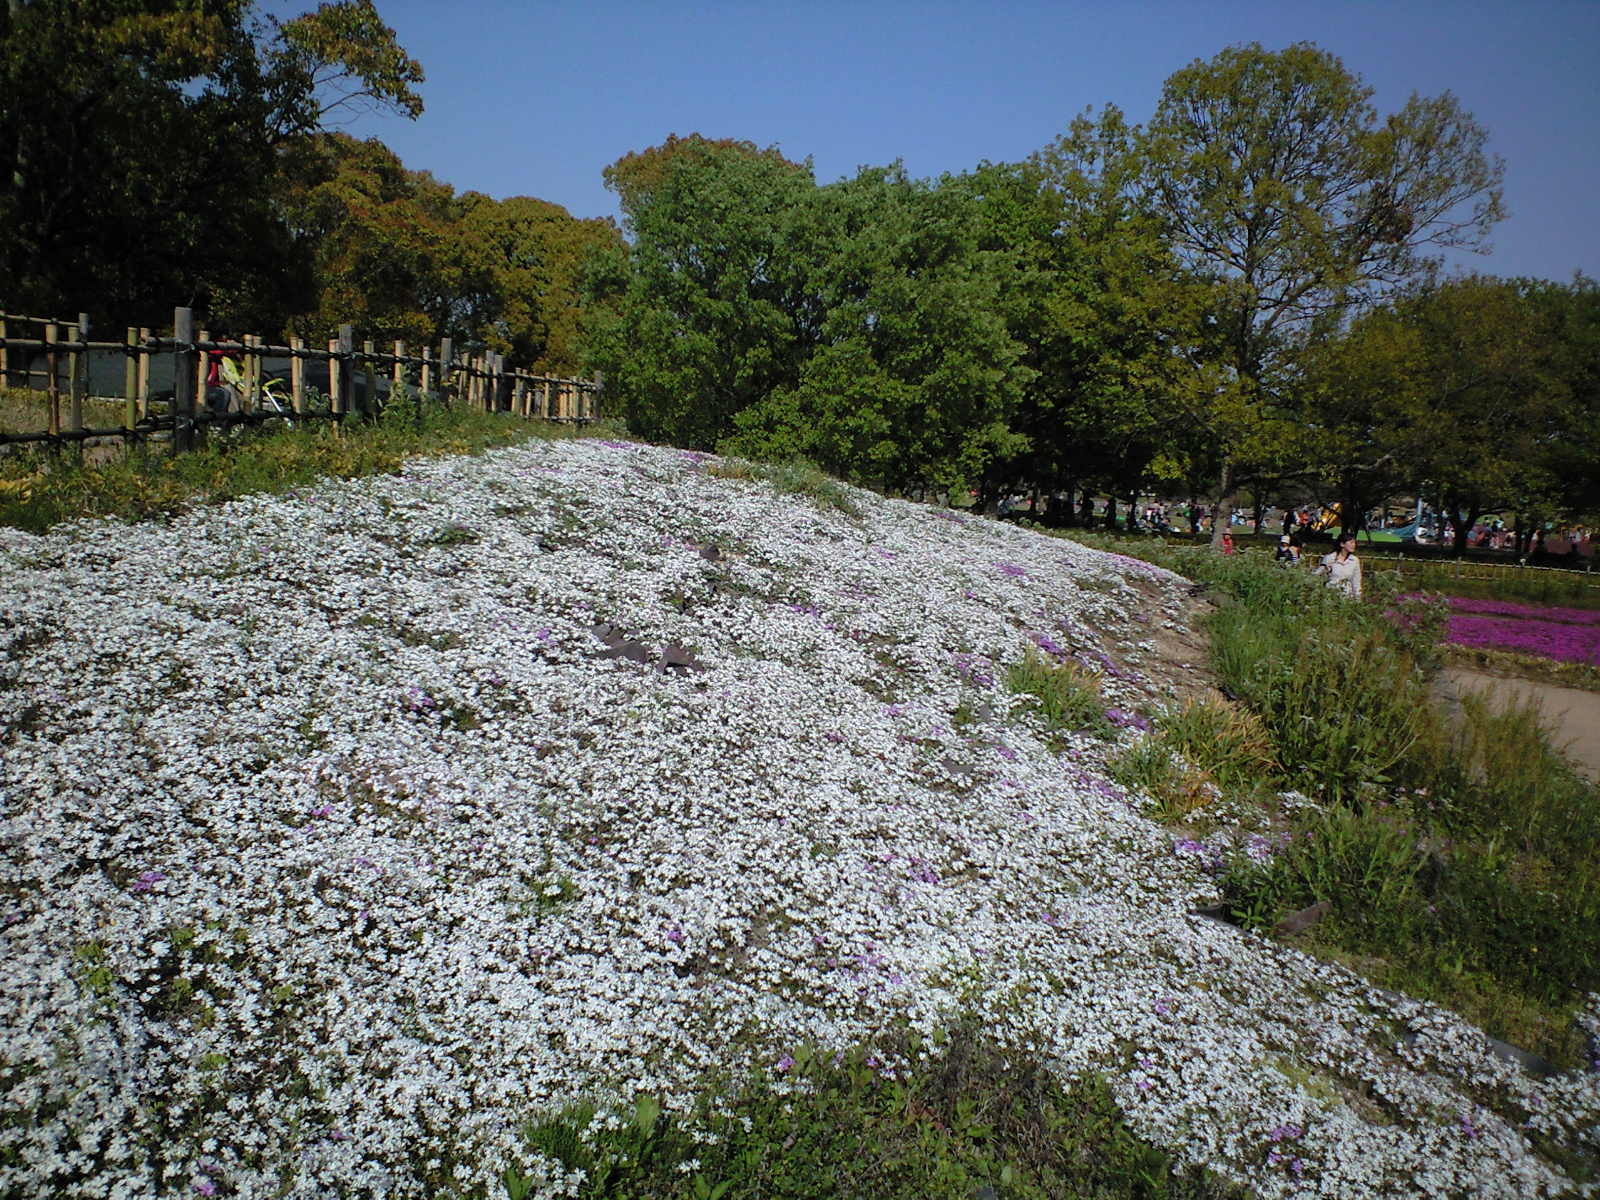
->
[[1058, 42, 1508, 538], [0, 0, 424, 326]]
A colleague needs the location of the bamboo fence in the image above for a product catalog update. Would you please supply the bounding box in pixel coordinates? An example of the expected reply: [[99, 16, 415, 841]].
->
[[0, 306, 601, 453]]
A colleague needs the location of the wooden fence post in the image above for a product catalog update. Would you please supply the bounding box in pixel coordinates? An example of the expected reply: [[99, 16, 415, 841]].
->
[[419, 343, 432, 399], [338, 325, 356, 416], [238, 334, 253, 415], [123, 326, 138, 432], [44, 322, 60, 438], [195, 329, 210, 427], [68, 313, 87, 438], [363, 338, 376, 418], [392, 339, 406, 395], [328, 336, 343, 415], [172, 307, 196, 453], [289, 336, 304, 414], [438, 338, 452, 407], [137, 327, 151, 420]]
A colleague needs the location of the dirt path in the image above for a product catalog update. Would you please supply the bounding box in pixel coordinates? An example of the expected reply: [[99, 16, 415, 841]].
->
[[1439, 667, 1600, 782]]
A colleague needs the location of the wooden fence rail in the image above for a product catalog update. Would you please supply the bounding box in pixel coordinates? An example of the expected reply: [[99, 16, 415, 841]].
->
[[0, 305, 601, 453]]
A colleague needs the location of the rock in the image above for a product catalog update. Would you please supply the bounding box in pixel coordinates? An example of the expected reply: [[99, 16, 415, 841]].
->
[[1273, 900, 1331, 937]]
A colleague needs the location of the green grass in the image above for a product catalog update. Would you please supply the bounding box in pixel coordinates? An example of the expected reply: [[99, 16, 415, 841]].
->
[[705, 456, 862, 517], [509, 1023, 1248, 1200], [0, 385, 127, 435], [1367, 556, 1600, 607], [0, 402, 612, 533], [1006, 649, 1114, 739], [1442, 644, 1600, 694], [1108, 697, 1277, 823], [1068, 533, 1600, 1066]]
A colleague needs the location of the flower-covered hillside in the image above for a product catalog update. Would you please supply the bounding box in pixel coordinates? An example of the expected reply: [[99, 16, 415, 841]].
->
[[2, 438, 1595, 1199]]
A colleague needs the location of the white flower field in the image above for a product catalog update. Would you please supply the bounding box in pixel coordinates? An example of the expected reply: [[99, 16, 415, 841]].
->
[[2, 438, 1596, 1197]]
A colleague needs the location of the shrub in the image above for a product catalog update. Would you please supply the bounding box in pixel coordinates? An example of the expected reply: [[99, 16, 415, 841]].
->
[[1007, 650, 1112, 738], [511, 1025, 1247, 1200]]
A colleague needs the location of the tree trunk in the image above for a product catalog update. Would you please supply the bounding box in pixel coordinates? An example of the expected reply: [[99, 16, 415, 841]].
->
[[1210, 458, 1235, 548]]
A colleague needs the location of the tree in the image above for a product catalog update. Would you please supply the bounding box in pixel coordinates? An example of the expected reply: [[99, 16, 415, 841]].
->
[[1314, 276, 1567, 552], [456, 193, 621, 373], [1116, 43, 1505, 541], [585, 134, 818, 448], [1025, 112, 1219, 521], [0, 0, 423, 328], [726, 164, 1032, 493], [276, 133, 472, 346]]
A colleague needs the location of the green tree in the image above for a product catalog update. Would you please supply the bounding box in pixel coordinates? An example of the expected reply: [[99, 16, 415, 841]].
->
[[1025, 111, 1219, 522], [1099, 43, 1505, 542], [1314, 276, 1570, 551], [456, 193, 621, 373], [726, 163, 1032, 493], [585, 134, 818, 448], [276, 133, 477, 346], [0, 0, 423, 328]]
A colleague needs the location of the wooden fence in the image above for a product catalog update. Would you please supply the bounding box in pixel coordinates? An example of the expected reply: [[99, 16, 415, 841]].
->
[[0, 306, 601, 453]]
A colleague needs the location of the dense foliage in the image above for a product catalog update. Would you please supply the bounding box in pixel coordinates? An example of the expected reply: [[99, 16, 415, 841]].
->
[[5, 19, 1595, 526], [584, 51, 1594, 529], [0, 0, 617, 372]]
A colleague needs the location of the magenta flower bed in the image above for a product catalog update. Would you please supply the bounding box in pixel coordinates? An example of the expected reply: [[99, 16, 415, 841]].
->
[[1447, 614, 1600, 665], [1446, 596, 1600, 626]]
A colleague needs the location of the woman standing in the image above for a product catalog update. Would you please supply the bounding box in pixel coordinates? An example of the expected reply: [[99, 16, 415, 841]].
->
[[1314, 532, 1362, 598]]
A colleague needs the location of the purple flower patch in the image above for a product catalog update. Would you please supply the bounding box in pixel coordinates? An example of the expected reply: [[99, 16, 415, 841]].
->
[[129, 869, 166, 894], [1029, 631, 1069, 659], [1445, 596, 1600, 625], [994, 561, 1028, 578], [1446, 613, 1600, 665], [1105, 708, 1152, 731]]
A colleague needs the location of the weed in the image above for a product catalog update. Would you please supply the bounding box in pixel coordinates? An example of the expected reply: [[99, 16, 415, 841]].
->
[[0, 401, 600, 533], [429, 523, 480, 547], [1007, 649, 1112, 738], [510, 1023, 1246, 1199], [1070, 533, 1600, 1065], [706, 456, 861, 517]]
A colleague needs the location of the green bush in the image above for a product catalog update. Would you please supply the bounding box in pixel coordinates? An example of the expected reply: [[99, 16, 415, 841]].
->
[[1007, 650, 1112, 738], [1069, 531, 1600, 1064], [510, 1026, 1247, 1200]]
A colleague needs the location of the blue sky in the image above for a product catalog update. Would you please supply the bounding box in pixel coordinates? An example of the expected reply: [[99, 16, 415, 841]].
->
[[318, 0, 1597, 281]]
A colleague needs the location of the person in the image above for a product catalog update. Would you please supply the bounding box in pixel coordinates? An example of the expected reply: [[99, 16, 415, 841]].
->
[[1275, 534, 1296, 564], [1220, 529, 1235, 555], [1313, 532, 1362, 598], [204, 331, 241, 420]]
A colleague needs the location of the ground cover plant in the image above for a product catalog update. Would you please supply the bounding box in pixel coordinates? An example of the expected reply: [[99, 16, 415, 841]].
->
[[510, 1025, 1247, 1200], [1375, 557, 1600, 608], [0, 399, 599, 533], [1440, 599, 1600, 667], [1072, 533, 1600, 1079], [4, 445, 1599, 1198]]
